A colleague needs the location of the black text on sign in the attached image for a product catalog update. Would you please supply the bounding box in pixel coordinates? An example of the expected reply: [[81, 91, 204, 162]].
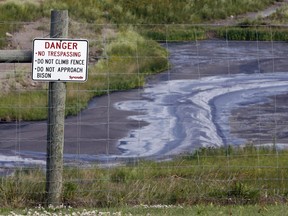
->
[[32, 38, 89, 82]]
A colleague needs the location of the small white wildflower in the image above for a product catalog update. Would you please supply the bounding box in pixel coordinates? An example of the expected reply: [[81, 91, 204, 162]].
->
[[43, 210, 50, 215], [98, 212, 111, 216], [90, 210, 97, 215]]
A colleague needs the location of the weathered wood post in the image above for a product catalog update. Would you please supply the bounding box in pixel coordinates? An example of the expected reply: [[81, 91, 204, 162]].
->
[[0, 9, 87, 206], [46, 10, 68, 206]]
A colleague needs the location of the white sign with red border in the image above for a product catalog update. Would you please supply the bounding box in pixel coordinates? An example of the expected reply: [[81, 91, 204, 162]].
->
[[32, 38, 88, 82]]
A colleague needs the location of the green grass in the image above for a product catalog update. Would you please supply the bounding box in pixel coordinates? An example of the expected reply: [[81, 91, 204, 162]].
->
[[0, 2, 43, 48], [105, 0, 277, 24], [268, 4, 288, 23], [1, 145, 288, 208], [138, 24, 288, 42], [0, 91, 48, 121], [0, 0, 282, 46], [239, 2, 288, 25], [216, 26, 288, 41], [42, 0, 278, 24]]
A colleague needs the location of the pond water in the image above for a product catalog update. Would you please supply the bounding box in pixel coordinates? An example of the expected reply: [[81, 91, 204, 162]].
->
[[1, 40, 288, 169], [114, 40, 288, 158]]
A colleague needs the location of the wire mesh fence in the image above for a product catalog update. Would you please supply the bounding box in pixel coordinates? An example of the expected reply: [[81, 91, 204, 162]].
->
[[1, 20, 288, 207]]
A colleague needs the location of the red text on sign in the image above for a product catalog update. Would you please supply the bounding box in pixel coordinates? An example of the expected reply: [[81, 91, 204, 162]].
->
[[45, 41, 78, 50]]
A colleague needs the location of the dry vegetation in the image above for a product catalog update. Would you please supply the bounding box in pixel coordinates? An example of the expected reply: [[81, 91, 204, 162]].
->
[[1, 145, 288, 209]]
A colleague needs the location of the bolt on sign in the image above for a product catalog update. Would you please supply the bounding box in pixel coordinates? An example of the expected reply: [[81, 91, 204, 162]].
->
[[32, 38, 89, 82]]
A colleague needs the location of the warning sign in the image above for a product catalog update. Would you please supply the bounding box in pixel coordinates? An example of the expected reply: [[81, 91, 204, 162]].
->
[[32, 38, 88, 82]]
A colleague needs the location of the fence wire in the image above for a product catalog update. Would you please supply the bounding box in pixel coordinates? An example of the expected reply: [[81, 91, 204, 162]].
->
[[1, 21, 288, 207]]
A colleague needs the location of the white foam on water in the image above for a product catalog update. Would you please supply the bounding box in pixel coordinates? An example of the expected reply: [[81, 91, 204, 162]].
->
[[0, 154, 45, 167], [115, 72, 288, 157]]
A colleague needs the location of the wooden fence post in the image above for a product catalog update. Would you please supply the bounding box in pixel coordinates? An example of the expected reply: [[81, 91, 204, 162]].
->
[[0, 9, 69, 206], [46, 10, 68, 206]]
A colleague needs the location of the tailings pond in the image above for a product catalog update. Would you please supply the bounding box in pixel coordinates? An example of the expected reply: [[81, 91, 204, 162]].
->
[[1, 40, 288, 169]]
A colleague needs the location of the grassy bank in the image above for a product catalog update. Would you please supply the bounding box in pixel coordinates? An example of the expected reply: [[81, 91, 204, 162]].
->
[[65, 29, 168, 116], [42, 0, 278, 24], [0, 2, 43, 48], [139, 24, 288, 42], [1, 145, 288, 208], [0, 0, 283, 45], [216, 25, 288, 41], [0, 29, 168, 120]]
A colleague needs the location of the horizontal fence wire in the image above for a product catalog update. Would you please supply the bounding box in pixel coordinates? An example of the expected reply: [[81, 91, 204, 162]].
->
[[0, 21, 288, 207]]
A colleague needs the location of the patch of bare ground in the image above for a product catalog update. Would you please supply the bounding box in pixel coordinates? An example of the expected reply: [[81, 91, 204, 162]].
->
[[0, 0, 44, 4], [213, 0, 288, 25], [0, 18, 50, 94], [0, 17, 108, 94]]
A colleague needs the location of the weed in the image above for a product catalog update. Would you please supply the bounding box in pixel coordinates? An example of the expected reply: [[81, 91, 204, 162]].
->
[[0, 145, 288, 208]]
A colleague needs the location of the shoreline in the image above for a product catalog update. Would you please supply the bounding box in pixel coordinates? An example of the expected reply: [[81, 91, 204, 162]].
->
[[0, 89, 149, 161], [1, 40, 288, 165]]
